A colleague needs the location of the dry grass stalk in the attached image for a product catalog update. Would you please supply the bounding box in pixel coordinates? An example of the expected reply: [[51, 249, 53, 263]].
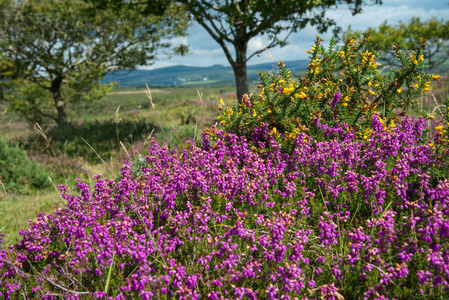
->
[[144, 128, 155, 145], [80, 137, 115, 179], [145, 83, 155, 109], [120, 141, 130, 157], [196, 90, 203, 104]]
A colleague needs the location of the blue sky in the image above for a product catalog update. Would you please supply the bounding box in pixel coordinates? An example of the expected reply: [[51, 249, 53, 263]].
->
[[146, 0, 449, 70]]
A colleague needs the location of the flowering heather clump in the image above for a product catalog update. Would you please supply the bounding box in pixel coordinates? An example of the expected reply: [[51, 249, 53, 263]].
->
[[1, 113, 448, 299]]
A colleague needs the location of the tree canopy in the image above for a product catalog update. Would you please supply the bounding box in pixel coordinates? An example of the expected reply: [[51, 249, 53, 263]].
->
[[342, 17, 449, 72], [0, 0, 189, 126], [177, 0, 383, 103], [92, 0, 383, 103]]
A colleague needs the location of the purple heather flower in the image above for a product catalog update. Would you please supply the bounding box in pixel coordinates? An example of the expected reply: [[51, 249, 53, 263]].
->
[[330, 91, 342, 108], [0, 113, 448, 299]]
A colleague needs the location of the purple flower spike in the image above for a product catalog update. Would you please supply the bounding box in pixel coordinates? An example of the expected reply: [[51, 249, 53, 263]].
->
[[330, 91, 341, 108]]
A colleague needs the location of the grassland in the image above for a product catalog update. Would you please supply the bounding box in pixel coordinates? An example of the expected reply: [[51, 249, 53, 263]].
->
[[0, 84, 243, 246]]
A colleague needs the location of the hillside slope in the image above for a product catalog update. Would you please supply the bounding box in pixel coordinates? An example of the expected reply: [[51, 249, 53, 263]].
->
[[103, 60, 309, 87]]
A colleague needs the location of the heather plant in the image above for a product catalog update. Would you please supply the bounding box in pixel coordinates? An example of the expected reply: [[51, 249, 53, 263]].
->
[[1, 113, 448, 299], [0, 138, 51, 194], [214, 36, 442, 151]]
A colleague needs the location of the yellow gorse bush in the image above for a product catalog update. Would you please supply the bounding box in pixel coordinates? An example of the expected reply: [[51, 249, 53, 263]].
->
[[211, 36, 445, 152]]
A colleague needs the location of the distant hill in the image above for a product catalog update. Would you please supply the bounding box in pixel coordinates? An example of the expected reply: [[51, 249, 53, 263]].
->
[[103, 60, 309, 88], [103, 57, 449, 88]]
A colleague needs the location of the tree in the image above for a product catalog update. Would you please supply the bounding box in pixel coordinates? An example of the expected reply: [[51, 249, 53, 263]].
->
[[95, 0, 383, 104], [342, 17, 449, 72], [177, 0, 383, 103], [0, 53, 20, 104], [0, 0, 188, 127], [0, 56, 12, 102]]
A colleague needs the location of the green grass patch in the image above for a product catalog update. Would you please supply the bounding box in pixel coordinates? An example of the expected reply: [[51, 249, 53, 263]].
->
[[0, 191, 62, 247]]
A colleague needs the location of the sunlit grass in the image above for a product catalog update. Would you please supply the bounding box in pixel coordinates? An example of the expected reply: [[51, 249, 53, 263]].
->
[[0, 190, 62, 247]]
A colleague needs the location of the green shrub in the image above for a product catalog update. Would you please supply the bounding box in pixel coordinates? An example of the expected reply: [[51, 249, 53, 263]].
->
[[0, 138, 51, 194], [213, 36, 442, 151]]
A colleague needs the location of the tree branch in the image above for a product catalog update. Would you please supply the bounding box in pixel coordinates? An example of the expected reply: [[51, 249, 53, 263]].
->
[[31, 105, 58, 123], [193, 14, 236, 68]]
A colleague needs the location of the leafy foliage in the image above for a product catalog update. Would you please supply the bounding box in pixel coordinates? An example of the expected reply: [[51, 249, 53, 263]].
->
[[0, 0, 188, 126]]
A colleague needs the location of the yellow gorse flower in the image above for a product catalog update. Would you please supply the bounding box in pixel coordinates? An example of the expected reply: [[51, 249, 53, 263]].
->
[[358, 127, 373, 140], [409, 53, 418, 64], [361, 50, 374, 62], [340, 95, 350, 107], [283, 83, 295, 95], [286, 132, 296, 140], [435, 125, 447, 142], [305, 46, 316, 54], [309, 58, 321, 74], [294, 92, 307, 99]]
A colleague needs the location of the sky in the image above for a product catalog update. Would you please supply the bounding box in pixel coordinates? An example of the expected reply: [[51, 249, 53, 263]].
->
[[145, 0, 449, 70]]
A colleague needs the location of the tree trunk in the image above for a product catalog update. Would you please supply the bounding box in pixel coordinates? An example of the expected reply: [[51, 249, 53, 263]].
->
[[233, 38, 249, 106], [50, 76, 67, 127], [233, 62, 249, 106]]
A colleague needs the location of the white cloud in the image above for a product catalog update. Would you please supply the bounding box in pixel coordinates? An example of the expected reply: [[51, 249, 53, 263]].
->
[[247, 38, 266, 54], [327, 4, 449, 29]]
